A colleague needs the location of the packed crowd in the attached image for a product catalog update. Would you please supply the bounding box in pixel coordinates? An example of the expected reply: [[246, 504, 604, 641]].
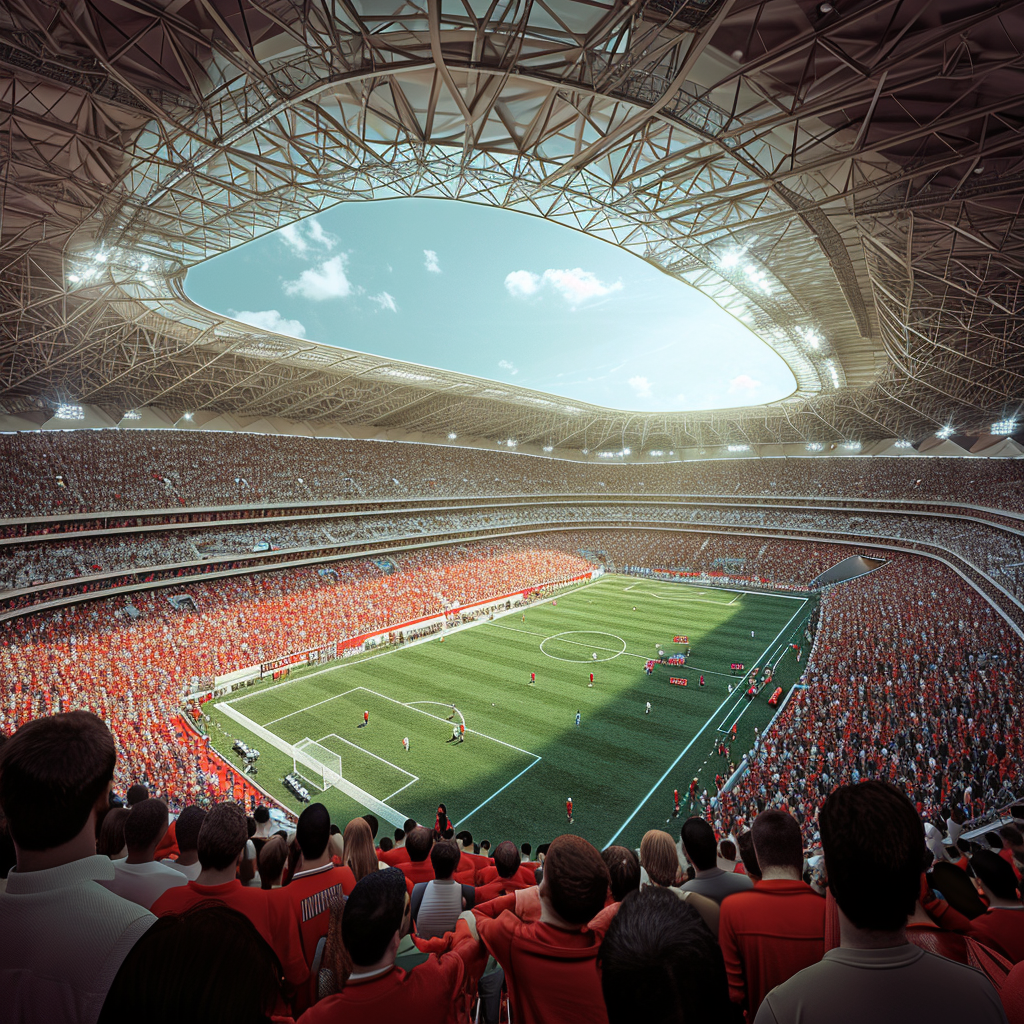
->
[[8, 501, 1021, 614], [1, 713, 1022, 1024], [718, 556, 1023, 839], [4, 429, 1024, 517]]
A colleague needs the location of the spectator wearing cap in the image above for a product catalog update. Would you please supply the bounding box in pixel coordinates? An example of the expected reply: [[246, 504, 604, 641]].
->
[[968, 850, 1024, 963], [753, 781, 1006, 1024], [600, 888, 734, 1024], [0, 712, 155, 1024], [284, 804, 357, 969], [679, 818, 753, 904], [411, 840, 475, 940], [151, 802, 308, 992], [161, 806, 205, 881], [298, 867, 478, 1023], [103, 798, 188, 909], [461, 834, 612, 1024], [718, 809, 825, 1017]]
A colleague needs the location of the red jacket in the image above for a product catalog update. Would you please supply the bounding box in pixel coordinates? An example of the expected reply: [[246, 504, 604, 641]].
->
[[471, 911, 608, 1024], [400, 859, 437, 886], [969, 909, 1024, 964], [718, 879, 825, 1016], [152, 879, 308, 987], [476, 864, 537, 889], [379, 846, 410, 867]]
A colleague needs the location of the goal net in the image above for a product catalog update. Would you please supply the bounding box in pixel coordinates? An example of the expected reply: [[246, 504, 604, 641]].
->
[[293, 738, 342, 791]]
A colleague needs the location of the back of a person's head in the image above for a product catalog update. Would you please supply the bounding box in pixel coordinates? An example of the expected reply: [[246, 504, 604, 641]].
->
[[124, 798, 169, 855], [430, 839, 460, 879], [126, 784, 150, 808], [600, 888, 731, 1024], [259, 835, 289, 889], [820, 781, 923, 932], [971, 849, 1020, 900], [1000, 825, 1023, 847], [736, 830, 761, 880], [752, 809, 804, 874], [641, 830, 680, 887], [197, 802, 248, 871], [97, 905, 280, 1024], [97, 807, 130, 858], [602, 845, 641, 902], [394, 827, 404, 843], [362, 814, 378, 840], [0, 711, 116, 852], [985, 831, 1004, 850], [253, 805, 270, 825], [296, 803, 331, 861], [343, 816, 378, 881], [680, 817, 717, 871], [342, 868, 407, 967], [379, 836, 393, 852], [718, 839, 736, 862], [174, 807, 206, 854], [493, 840, 520, 879], [521, 842, 532, 857], [456, 830, 473, 849], [543, 835, 610, 925], [405, 825, 433, 862], [403, 818, 417, 835]]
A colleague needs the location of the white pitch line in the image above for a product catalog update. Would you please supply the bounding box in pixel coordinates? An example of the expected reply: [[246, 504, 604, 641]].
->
[[602, 686, 742, 850], [264, 686, 363, 726], [318, 733, 417, 781], [384, 777, 421, 802], [453, 756, 543, 829], [492, 623, 646, 660]]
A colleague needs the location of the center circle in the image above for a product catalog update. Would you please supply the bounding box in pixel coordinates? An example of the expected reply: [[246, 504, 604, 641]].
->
[[539, 631, 628, 663]]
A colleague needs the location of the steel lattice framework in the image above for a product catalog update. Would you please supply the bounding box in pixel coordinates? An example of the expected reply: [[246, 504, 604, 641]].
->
[[1, 0, 1023, 451]]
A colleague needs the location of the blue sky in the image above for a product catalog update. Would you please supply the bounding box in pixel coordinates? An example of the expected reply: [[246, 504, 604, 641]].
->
[[185, 198, 795, 412]]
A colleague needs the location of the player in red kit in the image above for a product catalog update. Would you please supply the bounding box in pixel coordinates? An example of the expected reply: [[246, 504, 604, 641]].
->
[[589, 672, 594, 684], [530, 672, 535, 685], [699, 675, 705, 687], [362, 710, 369, 726], [566, 797, 573, 824], [673, 789, 680, 817]]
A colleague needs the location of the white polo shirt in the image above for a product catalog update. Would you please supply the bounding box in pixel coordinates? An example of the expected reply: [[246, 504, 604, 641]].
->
[[0, 854, 154, 1024], [103, 858, 189, 909]]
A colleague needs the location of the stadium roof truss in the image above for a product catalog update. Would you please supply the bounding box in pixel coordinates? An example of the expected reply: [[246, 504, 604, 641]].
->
[[1, 0, 1023, 451]]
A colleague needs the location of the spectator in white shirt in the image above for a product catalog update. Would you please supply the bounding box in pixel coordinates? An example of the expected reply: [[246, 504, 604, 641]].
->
[[161, 806, 205, 881], [103, 799, 187, 910], [0, 712, 154, 1024]]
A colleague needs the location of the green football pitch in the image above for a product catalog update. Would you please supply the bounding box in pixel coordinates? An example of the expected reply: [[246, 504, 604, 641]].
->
[[209, 575, 816, 852]]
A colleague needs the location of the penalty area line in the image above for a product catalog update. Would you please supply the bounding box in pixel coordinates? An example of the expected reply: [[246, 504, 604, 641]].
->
[[453, 756, 542, 829]]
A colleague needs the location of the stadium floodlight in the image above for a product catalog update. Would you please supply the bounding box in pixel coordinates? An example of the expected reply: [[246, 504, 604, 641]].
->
[[648, 450, 664, 456], [669, 451, 674, 455], [181, 411, 193, 421], [543, 445, 553, 452], [622, 448, 631, 455], [991, 419, 1017, 435], [122, 410, 141, 420], [727, 444, 750, 452], [581, 448, 589, 455], [800, 328, 821, 349], [805, 442, 823, 451], [894, 440, 914, 448], [719, 248, 742, 269], [54, 404, 84, 420], [68, 273, 80, 283], [447, 432, 457, 440], [936, 426, 954, 439], [506, 439, 517, 448], [842, 441, 862, 450]]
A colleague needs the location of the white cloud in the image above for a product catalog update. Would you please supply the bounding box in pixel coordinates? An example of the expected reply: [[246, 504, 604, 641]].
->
[[728, 374, 763, 394], [542, 268, 622, 306], [283, 255, 353, 301], [629, 375, 653, 399], [424, 249, 441, 274], [504, 267, 622, 306], [278, 219, 336, 256], [230, 309, 306, 338], [370, 291, 398, 313], [504, 270, 541, 297], [498, 359, 518, 376]]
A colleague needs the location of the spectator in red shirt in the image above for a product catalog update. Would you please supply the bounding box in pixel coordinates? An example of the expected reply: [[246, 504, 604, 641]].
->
[[150, 803, 308, 991], [718, 809, 825, 1017], [299, 867, 477, 1024], [285, 804, 357, 969], [968, 850, 1024, 963], [400, 826, 437, 886], [379, 819, 416, 867], [474, 841, 534, 904], [462, 834, 611, 1024], [97, 905, 283, 1024], [599, 887, 735, 1024]]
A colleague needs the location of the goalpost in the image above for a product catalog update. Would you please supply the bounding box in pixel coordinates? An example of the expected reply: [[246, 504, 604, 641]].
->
[[293, 737, 342, 791]]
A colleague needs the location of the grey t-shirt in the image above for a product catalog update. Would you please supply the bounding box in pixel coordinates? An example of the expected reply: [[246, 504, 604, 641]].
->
[[679, 867, 754, 904], [753, 944, 1007, 1024]]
